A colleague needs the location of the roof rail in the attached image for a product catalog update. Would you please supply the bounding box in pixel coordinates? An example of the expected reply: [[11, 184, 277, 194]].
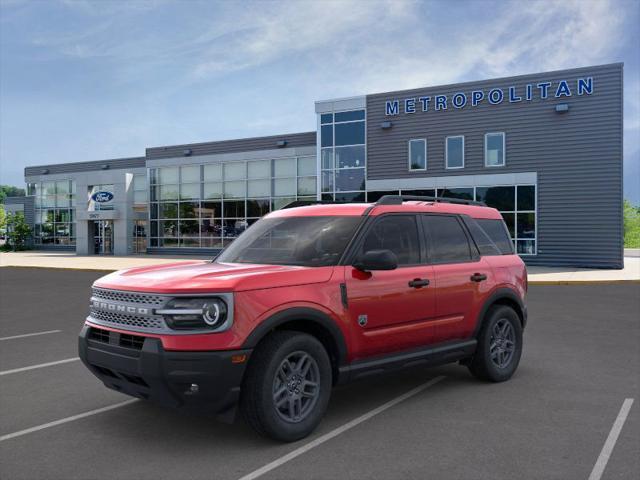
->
[[376, 195, 486, 207], [281, 200, 342, 209]]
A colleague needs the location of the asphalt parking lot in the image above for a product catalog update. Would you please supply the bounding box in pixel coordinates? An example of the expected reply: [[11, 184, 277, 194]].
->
[[0, 267, 638, 480]]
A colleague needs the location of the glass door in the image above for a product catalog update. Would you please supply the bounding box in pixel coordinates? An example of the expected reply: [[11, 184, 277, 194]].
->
[[93, 220, 114, 255]]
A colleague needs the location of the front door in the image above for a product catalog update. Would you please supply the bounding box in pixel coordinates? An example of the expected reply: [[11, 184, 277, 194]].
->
[[345, 215, 437, 359], [93, 220, 114, 255]]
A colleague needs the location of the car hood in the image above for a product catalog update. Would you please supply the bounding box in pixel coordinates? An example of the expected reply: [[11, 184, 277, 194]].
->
[[93, 261, 335, 294]]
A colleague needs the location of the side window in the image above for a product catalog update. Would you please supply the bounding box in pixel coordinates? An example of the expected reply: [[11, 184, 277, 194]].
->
[[463, 217, 501, 256], [476, 218, 514, 254], [423, 215, 472, 263], [360, 215, 420, 265]]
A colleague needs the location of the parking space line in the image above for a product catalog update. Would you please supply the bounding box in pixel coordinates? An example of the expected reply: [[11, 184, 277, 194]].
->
[[0, 399, 138, 442], [0, 329, 62, 341], [0, 357, 80, 376], [237, 375, 446, 480], [588, 398, 634, 480]]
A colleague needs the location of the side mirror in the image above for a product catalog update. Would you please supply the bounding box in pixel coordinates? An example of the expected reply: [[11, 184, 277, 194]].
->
[[353, 249, 398, 272]]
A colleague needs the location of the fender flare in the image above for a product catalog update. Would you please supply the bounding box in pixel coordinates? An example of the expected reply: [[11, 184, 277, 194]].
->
[[473, 287, 527, 337], [242, 307, 348, 366]]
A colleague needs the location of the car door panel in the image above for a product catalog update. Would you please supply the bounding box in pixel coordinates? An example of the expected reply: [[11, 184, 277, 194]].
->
[[344, 214, 438, 359]]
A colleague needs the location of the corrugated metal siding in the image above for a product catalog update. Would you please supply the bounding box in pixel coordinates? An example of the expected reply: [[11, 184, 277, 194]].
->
[[366, 63, 623, 268], [146, 132, 317, 159], [24, 157, 145, 176]]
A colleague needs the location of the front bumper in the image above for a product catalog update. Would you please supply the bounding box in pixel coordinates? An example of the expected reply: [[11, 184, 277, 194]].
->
[[78, 325, 251, 418]]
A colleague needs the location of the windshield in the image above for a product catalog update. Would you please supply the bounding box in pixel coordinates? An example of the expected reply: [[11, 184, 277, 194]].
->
[[216, 216, 361, 267]]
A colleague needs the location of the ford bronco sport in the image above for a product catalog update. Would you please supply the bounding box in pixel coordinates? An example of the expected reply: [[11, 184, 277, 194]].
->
[[79, 195, 527, 442]]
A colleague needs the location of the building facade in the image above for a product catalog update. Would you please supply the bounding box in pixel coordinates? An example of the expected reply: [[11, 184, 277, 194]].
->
[[20, 63, 623, 268]]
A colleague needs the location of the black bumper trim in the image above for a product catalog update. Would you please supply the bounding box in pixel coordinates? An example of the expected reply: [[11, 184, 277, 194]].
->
[[78, 325, 251, 417]]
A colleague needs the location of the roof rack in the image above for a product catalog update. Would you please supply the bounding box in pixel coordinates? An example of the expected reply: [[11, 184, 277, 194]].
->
[[376, 195, 486, 207], [281, 200, 343, 209]]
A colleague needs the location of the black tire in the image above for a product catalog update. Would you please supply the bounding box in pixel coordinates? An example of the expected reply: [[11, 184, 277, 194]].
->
[[468, 305, 523, 382], [240, 331, 332, 442]]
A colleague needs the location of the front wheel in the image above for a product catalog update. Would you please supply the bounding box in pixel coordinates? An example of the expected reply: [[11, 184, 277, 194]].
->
[[468, 305, 523, 382], [240, 331, 332, 442]]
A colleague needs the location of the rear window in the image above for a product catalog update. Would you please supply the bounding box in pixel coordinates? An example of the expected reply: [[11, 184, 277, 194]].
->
[[476, 218, 514, 254]]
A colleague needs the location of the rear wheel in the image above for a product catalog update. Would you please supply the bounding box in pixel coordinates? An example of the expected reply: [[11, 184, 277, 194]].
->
[[468, 305, 522, 382], [240, 331, 332, 442]]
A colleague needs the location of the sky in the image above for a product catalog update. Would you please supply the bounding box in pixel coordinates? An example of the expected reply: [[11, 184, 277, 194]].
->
[[1, 0, 639, 203]]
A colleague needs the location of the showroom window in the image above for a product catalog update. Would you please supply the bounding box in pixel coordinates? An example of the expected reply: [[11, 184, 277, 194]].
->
[[320, 109, 366, 202], [149, 156, 317, 249], [32, 179, 76, 246], [475, 184, 536, 255], [408, 139, 427, 171], [446, 136, 464, 169], [485, 132, 505, 167]]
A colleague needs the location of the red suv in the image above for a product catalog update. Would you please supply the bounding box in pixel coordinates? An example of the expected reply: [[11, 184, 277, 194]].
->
[[79, 195, 527, 441]]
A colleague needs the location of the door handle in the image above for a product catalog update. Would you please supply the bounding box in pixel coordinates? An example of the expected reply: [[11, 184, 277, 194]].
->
[[408, 278, 430, 288], [470, 273, 487, 282]]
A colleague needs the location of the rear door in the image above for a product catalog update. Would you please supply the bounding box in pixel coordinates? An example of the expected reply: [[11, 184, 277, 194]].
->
[[345, 214, 436, 359], [421, 214, 493, 342]]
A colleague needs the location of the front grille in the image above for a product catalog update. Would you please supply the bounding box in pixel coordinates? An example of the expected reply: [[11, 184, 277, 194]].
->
[[89, 308, 165, 331], [88, 327, 110, 343], [92, 288, 166, 307], [120, 333, 145, 350]]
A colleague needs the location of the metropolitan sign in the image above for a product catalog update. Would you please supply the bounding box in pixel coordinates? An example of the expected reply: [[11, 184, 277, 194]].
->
[[384, 77, 594, 115]]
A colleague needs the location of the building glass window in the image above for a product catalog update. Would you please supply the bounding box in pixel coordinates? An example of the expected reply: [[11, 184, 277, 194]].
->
[[32, 179, 76, 246], [148, 155, 317, 249], [485, 132, 505, 167], [319, 109, 365, 201], [474, 184, 535, 255], [408, 139, 427, 170], [446, 136, 464, 169]]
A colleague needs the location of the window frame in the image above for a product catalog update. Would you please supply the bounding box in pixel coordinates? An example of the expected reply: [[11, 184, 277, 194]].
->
[[484, 132, 506, 167], [408, 138, 427, 171], [445, 135, 465, 170]]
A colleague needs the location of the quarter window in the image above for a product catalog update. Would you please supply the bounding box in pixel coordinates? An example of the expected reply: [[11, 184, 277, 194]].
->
[[485, 132, 505, 167], [409, 139, 427, 171], [423, 215, 472, 263], [360, 216, 420, 266], [446, 136, 464, 169]]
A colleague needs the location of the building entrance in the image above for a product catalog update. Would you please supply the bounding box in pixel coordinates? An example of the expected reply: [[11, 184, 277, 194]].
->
[[92, 220, 114, 255]]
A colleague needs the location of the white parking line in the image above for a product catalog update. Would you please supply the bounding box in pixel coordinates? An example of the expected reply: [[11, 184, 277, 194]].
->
[[0, 399, 138, 442], [588, 398, 634, 480], [237, 375, 446, 480], [0, 357, 80, 376], [0, 330, 62, 341]]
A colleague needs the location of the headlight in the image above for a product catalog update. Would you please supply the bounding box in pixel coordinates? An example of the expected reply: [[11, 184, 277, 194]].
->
[[157, 297, 228, 330]]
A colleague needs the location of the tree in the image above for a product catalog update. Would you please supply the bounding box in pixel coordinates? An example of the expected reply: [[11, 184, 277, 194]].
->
[[623, 199, 640, 248], [6, 212, 31, 251], [0, 185, 26, 204], [0, 205, 6, 232]]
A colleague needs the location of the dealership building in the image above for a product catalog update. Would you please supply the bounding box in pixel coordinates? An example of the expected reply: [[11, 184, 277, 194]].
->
[[13, 63, 623, 268]]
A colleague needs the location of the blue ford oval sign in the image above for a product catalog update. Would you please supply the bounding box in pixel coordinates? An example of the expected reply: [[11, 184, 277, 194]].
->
[[91, 191, 114, 203]]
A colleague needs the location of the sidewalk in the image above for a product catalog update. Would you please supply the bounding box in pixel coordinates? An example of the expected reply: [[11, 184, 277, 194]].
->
[[1, 250, 639, 284]]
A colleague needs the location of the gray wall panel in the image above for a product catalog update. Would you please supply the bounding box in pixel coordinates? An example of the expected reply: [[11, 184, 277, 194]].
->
[[25, 157, 145, 177], [146, 132, 316, 159], [366, 63, 623, 268]]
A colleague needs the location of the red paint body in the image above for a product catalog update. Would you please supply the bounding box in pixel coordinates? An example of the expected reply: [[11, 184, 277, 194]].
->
[[89, 201, 527, 362]]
